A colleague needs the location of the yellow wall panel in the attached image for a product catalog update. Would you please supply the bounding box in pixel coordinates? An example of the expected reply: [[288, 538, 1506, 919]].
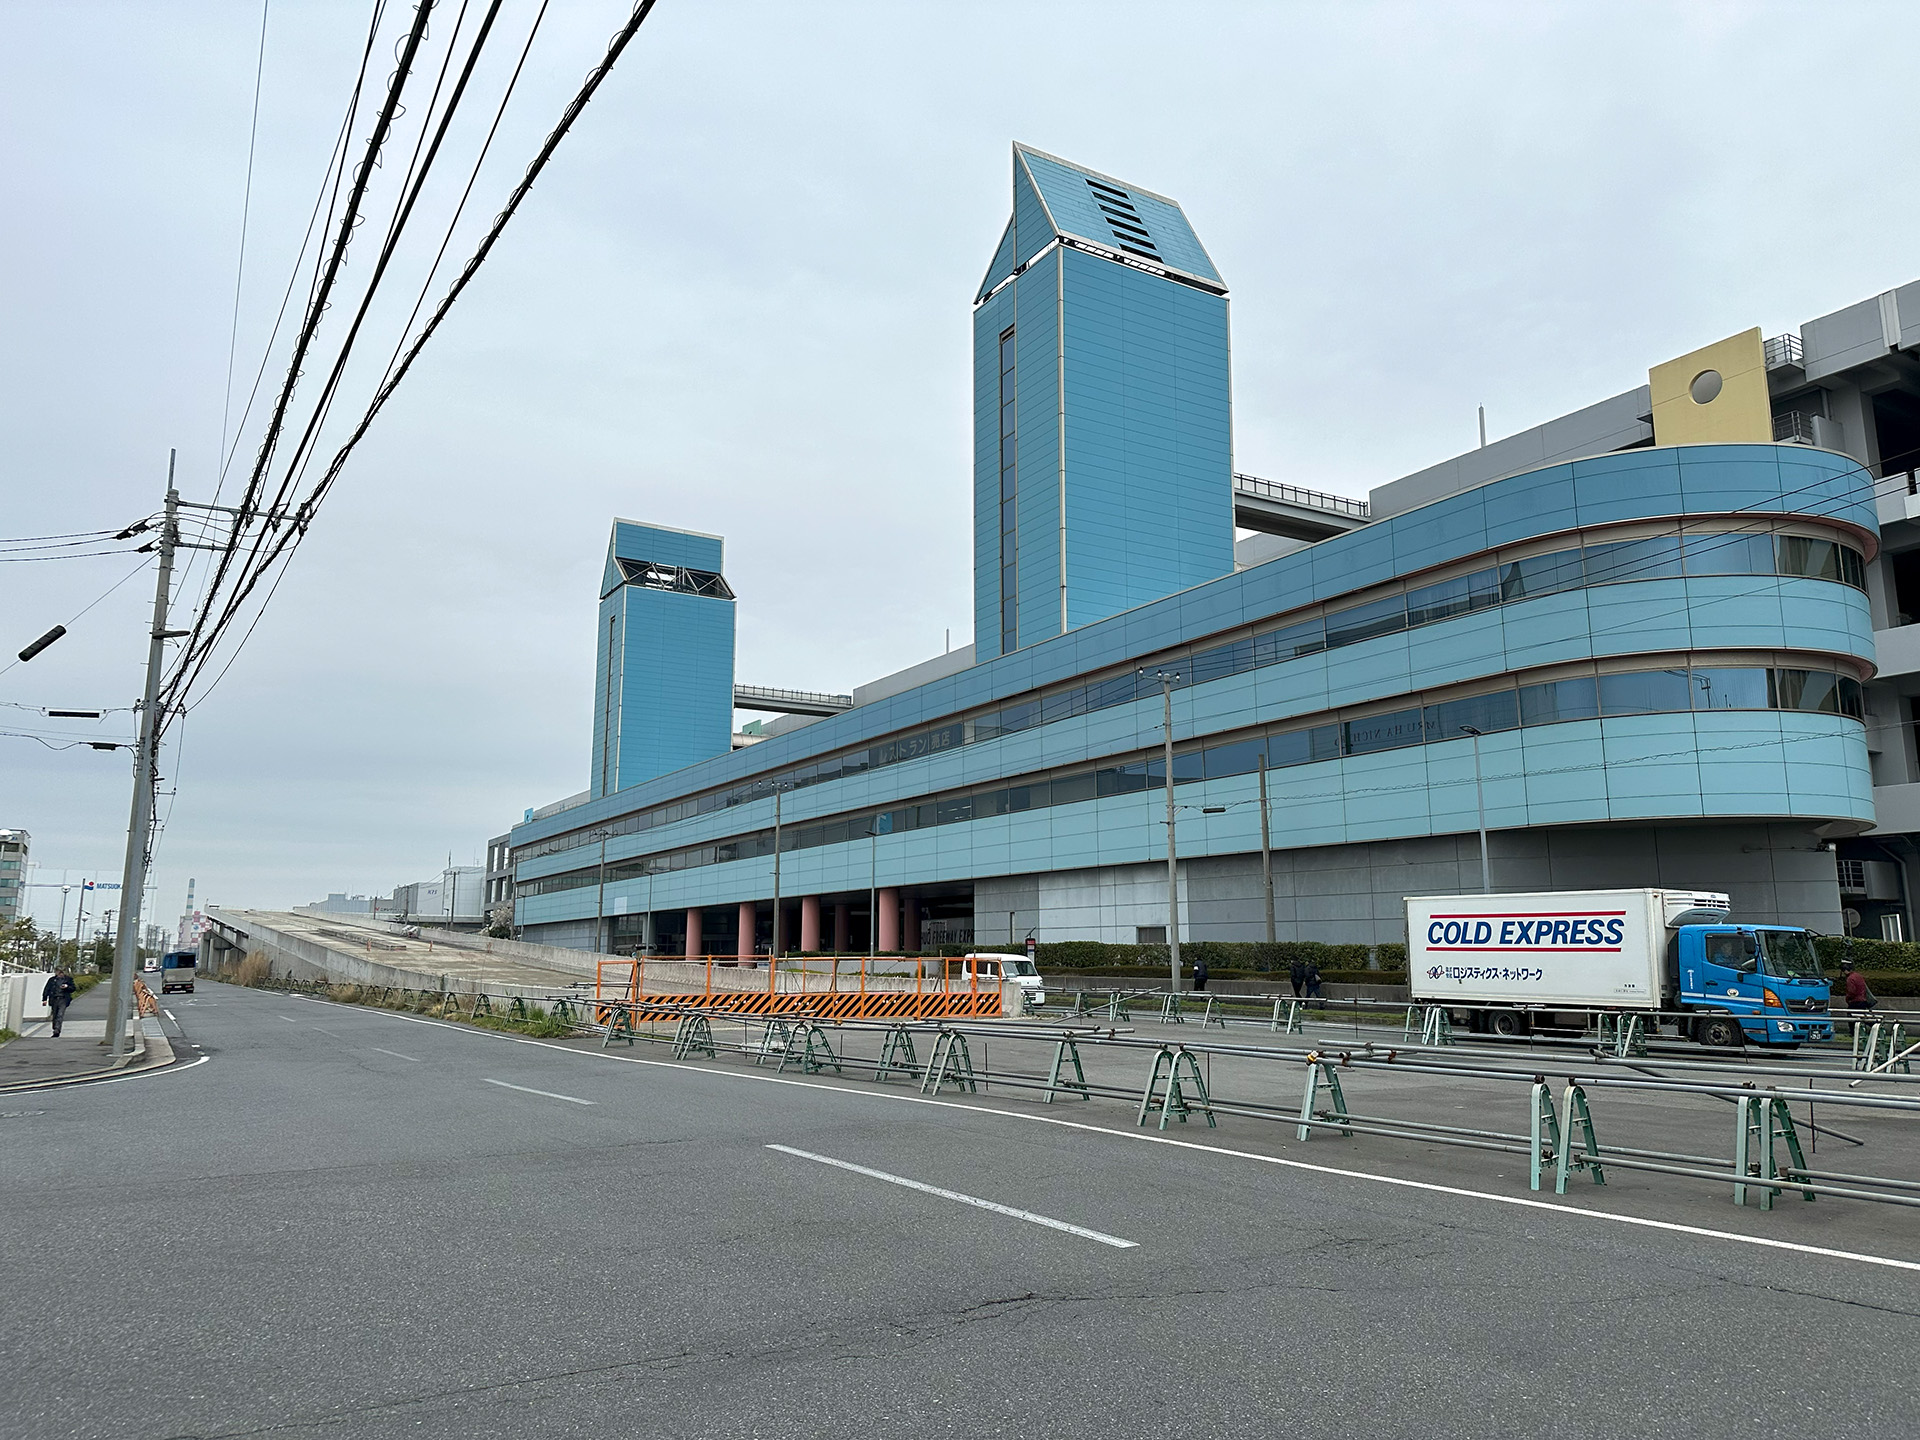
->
[[1650, 327, 1771, 445]]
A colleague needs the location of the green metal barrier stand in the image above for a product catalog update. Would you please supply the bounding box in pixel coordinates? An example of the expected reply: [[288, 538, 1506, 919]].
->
[[1295, 1056, 1352, 1142], [672, 1013, 716, 1060], [1138, 1045, 1214, 1130], [875, 1025, 918, 1082], [1043, 1036, 1090, 1103], [921, 1030, 979, 1094]]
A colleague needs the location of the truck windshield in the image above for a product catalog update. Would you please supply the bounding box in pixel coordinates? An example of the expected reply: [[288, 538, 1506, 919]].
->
[[1759, 930, 1824, 980], [1007, 960, 1038, 977]]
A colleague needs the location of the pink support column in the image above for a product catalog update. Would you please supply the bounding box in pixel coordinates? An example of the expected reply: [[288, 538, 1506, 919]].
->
[[737, 902, 755, 962], [800, 895, 822, 953], [902, 895, 920, 954], [684, 908, 702, 960], [877, 888, 900, 952], [833, 903, 851, 953]]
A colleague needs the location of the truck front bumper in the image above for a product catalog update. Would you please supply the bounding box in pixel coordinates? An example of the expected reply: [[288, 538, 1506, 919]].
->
[[1749, 1015, 1832, 1043]]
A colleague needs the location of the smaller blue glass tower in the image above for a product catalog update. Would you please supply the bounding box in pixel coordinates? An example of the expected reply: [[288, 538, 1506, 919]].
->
[[589, 520, 736, 797]]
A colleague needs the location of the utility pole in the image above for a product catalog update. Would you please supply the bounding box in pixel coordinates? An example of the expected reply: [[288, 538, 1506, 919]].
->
[[1155, 670, 1182, 994], [106, 463, 180, 1058], [1258, 754, 1276, 945]]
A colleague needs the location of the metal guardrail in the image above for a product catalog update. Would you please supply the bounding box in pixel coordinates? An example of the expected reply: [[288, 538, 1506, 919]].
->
[[223, 972, 1920, 1216], [732, 684, 853, 712], [1764, 332, 1804, 370], [1231, 473, 1371, 519], [1774, 411, 1817, 445]]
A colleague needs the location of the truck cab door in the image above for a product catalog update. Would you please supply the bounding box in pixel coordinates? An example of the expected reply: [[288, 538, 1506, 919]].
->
[[1694, 931, 1765, 1033]]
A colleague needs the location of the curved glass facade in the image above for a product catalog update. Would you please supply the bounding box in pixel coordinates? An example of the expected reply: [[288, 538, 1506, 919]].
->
[[512, 443, 1879, 943]]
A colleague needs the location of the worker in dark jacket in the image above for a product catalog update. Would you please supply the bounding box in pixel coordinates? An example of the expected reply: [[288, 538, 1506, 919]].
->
[[1192, 957, 1209, 993], [42, 969, 77, 1038], [1288, 958, 1307, 998]]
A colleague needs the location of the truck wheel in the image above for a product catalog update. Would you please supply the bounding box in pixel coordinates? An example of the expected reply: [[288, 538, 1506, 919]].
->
[[1696, 1015, 1744, 1049], [1490, 1010, 1528, 1038]]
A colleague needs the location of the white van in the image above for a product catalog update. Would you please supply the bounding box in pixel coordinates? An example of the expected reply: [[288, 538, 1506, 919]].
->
[[955, 953, 1046, 1011]]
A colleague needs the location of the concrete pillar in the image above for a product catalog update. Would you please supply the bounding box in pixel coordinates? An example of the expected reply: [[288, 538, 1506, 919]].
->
[[902, 895, 920, 953], [684, 907, 702, 960], [737, 902, 755, 962], [800, 895, 822, 953], [877, 888, 900, 952], [833, 903, 851, 953]]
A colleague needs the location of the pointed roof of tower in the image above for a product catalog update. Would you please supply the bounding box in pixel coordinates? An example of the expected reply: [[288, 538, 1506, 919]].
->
[[975, 143, 1225, 302]]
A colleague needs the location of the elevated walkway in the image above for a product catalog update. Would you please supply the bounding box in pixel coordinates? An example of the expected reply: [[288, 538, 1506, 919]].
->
[[1232, 473, 1370, 541]]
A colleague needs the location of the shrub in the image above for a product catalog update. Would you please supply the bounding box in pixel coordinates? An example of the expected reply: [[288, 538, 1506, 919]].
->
[[1813, 936, 1920, 974], [236, 951, 272, 987], [1034, 939, 1406, 973]]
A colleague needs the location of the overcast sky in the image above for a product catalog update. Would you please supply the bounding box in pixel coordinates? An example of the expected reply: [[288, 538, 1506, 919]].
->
[[3, 0, 1917, 931]]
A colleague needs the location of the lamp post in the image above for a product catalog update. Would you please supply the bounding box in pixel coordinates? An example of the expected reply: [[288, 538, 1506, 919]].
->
[[867, 813, 884, 960], [1458, 726, 1491, 893], [771, 786, 784, 958], [592, 829, 611, 953], [1150, 668, 1183, 993], [1258, 754, 1275, 945]]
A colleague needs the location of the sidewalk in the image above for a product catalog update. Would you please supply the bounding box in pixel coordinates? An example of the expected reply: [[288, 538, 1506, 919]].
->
[[0, 981, 158, 1089]]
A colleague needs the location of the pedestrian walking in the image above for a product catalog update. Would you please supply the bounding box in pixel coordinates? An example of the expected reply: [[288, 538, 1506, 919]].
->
[[42, 968, 77, 1038], [1842, 960, 1877, 1035], [1304, 960, 1323, 1001], [1192, 957, 1209, 993], [1288, 957, 1306, 998]]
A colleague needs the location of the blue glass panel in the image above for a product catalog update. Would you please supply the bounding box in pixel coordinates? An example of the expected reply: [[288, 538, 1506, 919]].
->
[[1423, 689, 1519, 739], [1689, 667, 1768, 710], [1325, 594, 1407, 648], [1499, 549, 1584, 600], [1520, 677, 1599, 725], [1203, 737, 1266, 778], [1582, 535, 1682, 585], [1684, 531, 1775, 576], [1599, 669, 1692, 715], [1773, 669, 1841, 713], [1344, 707, 1426, 755], [1406, 568, 1499, 626], [1268, 725, 1342, 768]]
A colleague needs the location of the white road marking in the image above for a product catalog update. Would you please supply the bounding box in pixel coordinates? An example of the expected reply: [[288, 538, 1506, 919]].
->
[[288, 996, 1920, 1277], [163, 1009, 176, 1021], [369, 1046, 421, 1064], [481, 1077, 595, 1106], [277, 1016, 299, 1024], [769, 1143, 1137, 1248]]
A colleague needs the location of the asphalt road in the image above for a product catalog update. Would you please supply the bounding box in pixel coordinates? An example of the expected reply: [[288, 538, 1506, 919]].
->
[[3, 983, 1916, 1440]]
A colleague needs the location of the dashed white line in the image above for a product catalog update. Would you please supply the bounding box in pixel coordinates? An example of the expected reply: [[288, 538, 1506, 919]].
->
[[481, 1077, 595, 1106], [163, 1009, 176, 1021], [768, 1143, 1137, 1248], [369, 1046, 422, 1064], [288, 994, 1920, 1277]]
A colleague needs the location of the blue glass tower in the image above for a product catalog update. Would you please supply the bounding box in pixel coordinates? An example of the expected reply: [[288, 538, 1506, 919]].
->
[[973, 144, 1234, 659], [589, 520, 736, 797]]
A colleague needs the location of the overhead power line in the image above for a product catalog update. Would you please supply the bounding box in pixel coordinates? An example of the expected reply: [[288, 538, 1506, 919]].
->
[[161, 0, 661, 722]]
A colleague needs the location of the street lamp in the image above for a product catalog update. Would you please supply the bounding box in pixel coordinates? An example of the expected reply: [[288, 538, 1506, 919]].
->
[[1458, 726, 1491, 893], [1146, 668, 1184, 994], [590, 829, 611, 953]]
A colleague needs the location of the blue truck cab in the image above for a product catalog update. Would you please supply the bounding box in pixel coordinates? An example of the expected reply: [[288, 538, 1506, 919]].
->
[[1670, 923, 1831, 1046]]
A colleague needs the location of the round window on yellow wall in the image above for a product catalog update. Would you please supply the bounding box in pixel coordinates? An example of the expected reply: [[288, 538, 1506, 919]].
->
[[1690, 369, 1724, 405]]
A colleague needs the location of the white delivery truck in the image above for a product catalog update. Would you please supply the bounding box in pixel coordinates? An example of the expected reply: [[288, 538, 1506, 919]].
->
[[1406, 888, 1833, 1048], [954, 954, 1047, 1013]]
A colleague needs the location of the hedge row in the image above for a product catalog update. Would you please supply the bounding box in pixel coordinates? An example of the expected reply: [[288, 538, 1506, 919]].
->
[[1812, 936, 1920, 974], [1033, 940, 1408, 972]]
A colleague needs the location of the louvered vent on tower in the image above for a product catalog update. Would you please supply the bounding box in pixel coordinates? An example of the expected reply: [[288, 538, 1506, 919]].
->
[[1085, 176, 1160, 262]]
